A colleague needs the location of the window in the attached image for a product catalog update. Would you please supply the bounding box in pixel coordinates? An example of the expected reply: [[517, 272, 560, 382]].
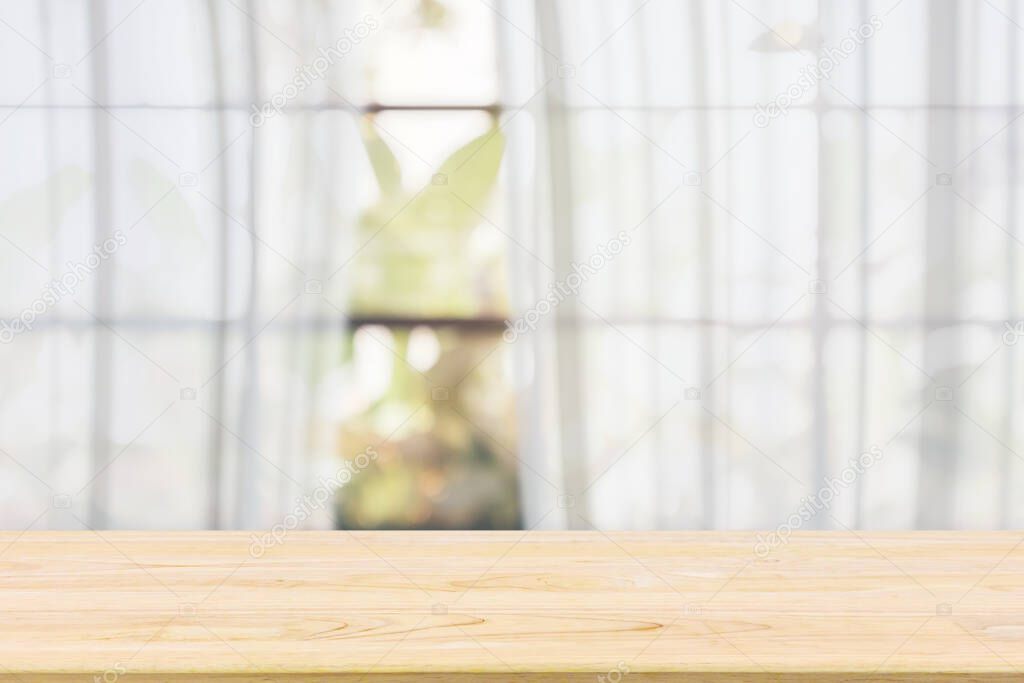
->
[[0, 0, 520, 530]]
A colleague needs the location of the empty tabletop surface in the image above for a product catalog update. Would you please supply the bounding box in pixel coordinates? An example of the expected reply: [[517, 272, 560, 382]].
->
[[1, 531, 1023, 681]]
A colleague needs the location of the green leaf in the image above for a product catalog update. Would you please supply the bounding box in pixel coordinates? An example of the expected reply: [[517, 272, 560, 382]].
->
[[437, 126, 505, 208], [385, 125, 505, 234], [361, 119, 403, 198]]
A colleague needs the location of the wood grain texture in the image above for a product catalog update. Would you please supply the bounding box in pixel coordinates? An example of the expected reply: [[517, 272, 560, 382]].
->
[[1, 531, 1023, 681]]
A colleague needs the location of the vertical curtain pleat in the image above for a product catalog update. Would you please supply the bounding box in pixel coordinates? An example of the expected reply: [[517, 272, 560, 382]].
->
[[917, 0, 959, 529], [235, 0, 263, 528], [205, 0, 229, 530], [516, 0, 1019, 531], [1001, 0, 1019, 530], [86, 0, 114, 529], [852, 0, 872, 529], [688, 0, 715, 530], [535, 0, 589, 529]]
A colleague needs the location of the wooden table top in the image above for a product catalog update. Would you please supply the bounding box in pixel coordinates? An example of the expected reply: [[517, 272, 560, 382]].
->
[[1, 531, 1022, 681]]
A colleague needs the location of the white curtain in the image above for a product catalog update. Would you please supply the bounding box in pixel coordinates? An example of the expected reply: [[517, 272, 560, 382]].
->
[[4, 0, 1023, 533], [0, 0, 369, 529], [501, 0, 1024, 530]]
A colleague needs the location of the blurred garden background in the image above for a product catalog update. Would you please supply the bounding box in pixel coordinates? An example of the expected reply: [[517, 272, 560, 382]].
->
[[3, 0, 1024, 531]]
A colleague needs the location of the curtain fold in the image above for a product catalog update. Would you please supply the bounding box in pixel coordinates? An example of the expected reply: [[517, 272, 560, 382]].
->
[[0, 0, 369, 529], [507, 0, 1024, 530], [2, 0, 1022, 532]]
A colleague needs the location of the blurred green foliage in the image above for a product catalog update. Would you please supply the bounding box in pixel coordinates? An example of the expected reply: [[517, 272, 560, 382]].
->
[[335, 326, 520, 530], [350, 118, 508, 317], [334, 120, 519, 530]]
